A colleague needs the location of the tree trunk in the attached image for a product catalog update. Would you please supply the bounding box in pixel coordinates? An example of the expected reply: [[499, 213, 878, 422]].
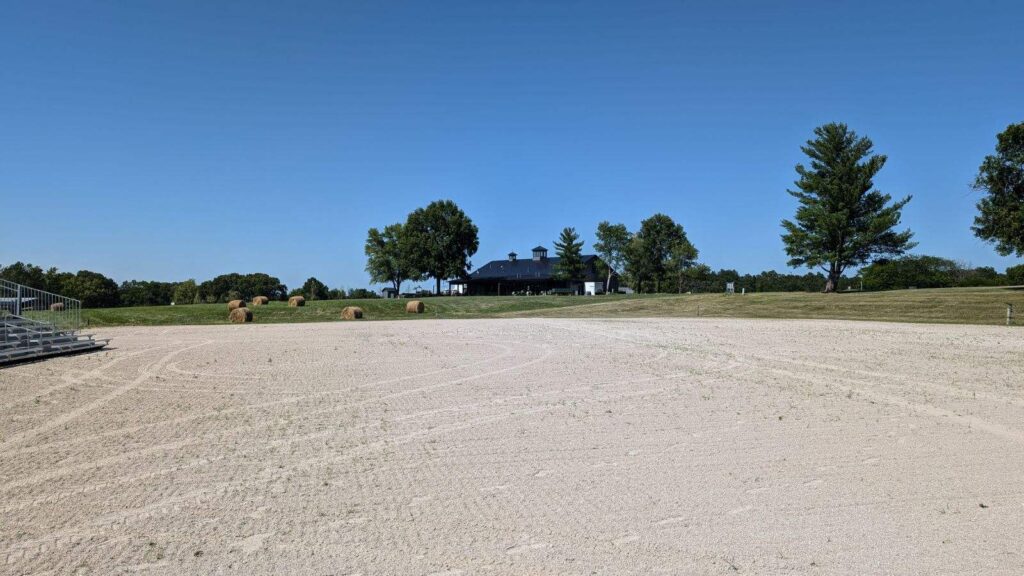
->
[[435, 276, 442, 295], [605, 268, 613, 294], [824, 266, 840, 293]]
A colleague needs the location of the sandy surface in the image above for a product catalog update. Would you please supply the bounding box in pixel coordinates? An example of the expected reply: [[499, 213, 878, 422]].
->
[[1, 318, 1022, 575]]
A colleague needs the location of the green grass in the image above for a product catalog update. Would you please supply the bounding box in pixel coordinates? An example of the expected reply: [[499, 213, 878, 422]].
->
[[80, 287, 1024, 327], [81, 295, 658, 326], [507, 286, 1024, 326]]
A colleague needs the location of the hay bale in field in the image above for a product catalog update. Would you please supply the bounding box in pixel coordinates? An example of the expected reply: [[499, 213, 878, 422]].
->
[[288, 295, 305, 307], [405, 300, 425, 314], [228, 307, 253, 323], [341, 306, 364, 320], [227, 299, 246, 311], [49, 302, 65, 312], [251, 296, 269, 306]]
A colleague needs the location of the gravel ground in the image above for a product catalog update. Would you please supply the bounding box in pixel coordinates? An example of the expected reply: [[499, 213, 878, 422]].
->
[[1, 318, 1022, 575]]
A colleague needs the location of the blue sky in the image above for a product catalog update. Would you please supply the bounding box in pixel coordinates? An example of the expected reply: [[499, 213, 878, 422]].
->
[[2, 1, 1022, 290]]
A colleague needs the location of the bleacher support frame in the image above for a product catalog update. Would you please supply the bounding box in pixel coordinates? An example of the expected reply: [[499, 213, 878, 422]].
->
[[1, 278, 108, 365]]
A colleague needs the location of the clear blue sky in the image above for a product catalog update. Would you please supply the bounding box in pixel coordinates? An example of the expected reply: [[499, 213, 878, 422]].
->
[[3, 1, 1022, 291]]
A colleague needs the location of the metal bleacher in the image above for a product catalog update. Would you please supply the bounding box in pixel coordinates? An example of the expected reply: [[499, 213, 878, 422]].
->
[[1, 278, 108, 365]]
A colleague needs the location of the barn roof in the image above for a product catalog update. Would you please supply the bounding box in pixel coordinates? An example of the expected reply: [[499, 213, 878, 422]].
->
[[465, 255, 605, 282]]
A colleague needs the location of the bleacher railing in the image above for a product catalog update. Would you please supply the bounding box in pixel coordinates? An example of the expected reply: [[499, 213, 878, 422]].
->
[[0, 278, 82, 333]]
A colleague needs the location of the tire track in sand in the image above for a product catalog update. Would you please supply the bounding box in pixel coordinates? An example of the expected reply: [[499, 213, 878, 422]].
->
[[2, 330, 674, 479], [550, 319, 1024, 445], [0, 344, 173, 411], [1, 341, 561, 554], [0, 338, 549, 497], [0, 346, 711, 500], [754, 357, 1024, 445], [2, 338, 514, 458], [0, 341, 212, 452], [0, 340, 545, 496], [2, 365, 683, 557]]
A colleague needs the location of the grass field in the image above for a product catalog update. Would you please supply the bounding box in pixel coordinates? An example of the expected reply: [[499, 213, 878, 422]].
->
[[81, 286, 1024, 327]]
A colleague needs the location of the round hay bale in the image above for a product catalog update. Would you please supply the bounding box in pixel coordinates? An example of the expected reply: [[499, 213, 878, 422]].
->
[[405, 300, 425, 314], [227, 299, 246, 311], [49, 302, 65, 312], [251, 296, 270, 306], [288, 296, 306, 307], [341, 306, 364, 320], [228, 307, 253, 323]]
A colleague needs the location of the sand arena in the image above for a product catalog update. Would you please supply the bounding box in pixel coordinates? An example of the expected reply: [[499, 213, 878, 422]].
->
[[1, 318, 1022, 574]]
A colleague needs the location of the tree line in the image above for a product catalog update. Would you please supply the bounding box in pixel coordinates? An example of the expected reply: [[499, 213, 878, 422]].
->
[[860, 256, 1022, 291], [366, 121, 1022, 295], [683, 259, 1021, 294], [6, 123, 1021, 302], [777, 121, 1023, 292], [599, 120, 1021, 294], [554, 221, 1019, 294], [0, 263, 378, 308], [575, 214, 698, 294], [363, 199, 700, 295]]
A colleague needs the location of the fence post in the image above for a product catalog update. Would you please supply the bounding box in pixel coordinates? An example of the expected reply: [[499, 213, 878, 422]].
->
[[15, 284, 21, 316], [1008, 304, 1014, 327]]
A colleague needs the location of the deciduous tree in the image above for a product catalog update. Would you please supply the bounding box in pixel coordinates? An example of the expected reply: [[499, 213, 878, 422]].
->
[[119, 280, 177, 306], [0, 262, 47, 289], [63, 270, 119, 308], [625, 214, 697, 293], [198, 273, 287, 302], [173, 279, 199, 305], [1007, 264, 1024, 286], [860, 255, 961, 291], [404, 200, 479, 295], [668, 239, 699, 293], [594, 222, 630, 293], [365, 223, 418, 293], [301, 277, 329, 300]]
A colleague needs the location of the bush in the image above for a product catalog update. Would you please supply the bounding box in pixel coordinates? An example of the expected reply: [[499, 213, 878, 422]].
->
[[955, 266, 1005, 287], [63, 270, 120, 308], [676, 265, 851, 293], [861, 255, 1011, 290], [1006, 264, 1024, 286], [173, 280, 199, 305], [120, 280, 177, 306], [198, 273, 288, 302], [0, 262, 47, 289], [861, 256, 960, 291], [301, 277, 330, 300]]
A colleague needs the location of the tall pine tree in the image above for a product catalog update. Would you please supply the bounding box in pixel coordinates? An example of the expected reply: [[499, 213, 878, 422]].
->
[[972, 122, 1024, 257], [553, 227, 585, 283], [781, 123, 915, 292]]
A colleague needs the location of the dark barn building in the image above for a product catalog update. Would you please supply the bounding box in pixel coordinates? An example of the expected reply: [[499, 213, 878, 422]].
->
[[452, 246, 618, 296]]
